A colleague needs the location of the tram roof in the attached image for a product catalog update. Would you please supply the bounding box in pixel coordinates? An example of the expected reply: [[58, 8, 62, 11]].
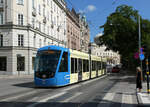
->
[[37, 45, 69, 52], [69, 49, 89, 59]]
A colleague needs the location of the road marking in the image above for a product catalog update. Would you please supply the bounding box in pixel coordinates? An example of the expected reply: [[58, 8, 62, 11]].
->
[[63, 85, 80, 91], [1, 90, 37, 101], [63, 75, 107, 91], [138, 93, 150, 104], [121, 94, 133, 107], [82, 75, 107, 85], [97, 93, 115, 107], [27, 92, 66, 107], [103, 92, 115, 101], [29, 97, 39, 102], [60, 92, 82, 102]]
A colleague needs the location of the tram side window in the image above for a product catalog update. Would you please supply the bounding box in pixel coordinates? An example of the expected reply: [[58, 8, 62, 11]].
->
[[101, 61, 103, 69], [95, 61, 97, 71], [83, 59, 87, 72], [75, 58, 78, 73], [59, 52, 68, 72], [92, 61, 94, 71], [92, 61, 96, 71], [71, 58, 75, 73], [104, 62, 106, 69], [78, 59, 82, 72], [86, 60, 89, 72], [98, 61, 101, 70], [96, 61, 98, 71], [102, 62, 105, 69]]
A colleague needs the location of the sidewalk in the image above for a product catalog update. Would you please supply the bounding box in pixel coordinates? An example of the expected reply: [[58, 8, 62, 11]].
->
[[137, 82, 150, 105], [0, 74, 34, 79]]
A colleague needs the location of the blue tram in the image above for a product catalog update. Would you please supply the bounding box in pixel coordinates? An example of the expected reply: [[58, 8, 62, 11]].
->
[[34, 45, 106, 87]]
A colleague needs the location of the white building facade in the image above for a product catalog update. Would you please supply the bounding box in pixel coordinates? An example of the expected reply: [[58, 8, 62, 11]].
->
[[0, 0, 67, 75], [91, 43, 121, 65]]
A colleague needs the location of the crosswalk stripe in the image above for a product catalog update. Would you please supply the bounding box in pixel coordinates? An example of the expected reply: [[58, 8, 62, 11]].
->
[[1, 90, 37, 102], [121, 94, 133, 107], [97, 93, 115, 107], [63, 85, 80, 91], [60, 92, 82, 102], [27, 92, 66, 107], [103, 93, 115, 101]]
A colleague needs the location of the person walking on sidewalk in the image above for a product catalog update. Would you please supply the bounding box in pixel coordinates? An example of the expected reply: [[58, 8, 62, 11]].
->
[[136, 67, 143, 92]]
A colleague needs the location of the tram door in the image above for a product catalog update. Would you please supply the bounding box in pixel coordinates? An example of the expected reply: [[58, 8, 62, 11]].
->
[[78, 59, 82, 82]]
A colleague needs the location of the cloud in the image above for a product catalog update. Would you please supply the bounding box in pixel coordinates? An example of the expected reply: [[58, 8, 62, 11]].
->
[[86, 5, 96, 12], [79, 5, 96, 14]]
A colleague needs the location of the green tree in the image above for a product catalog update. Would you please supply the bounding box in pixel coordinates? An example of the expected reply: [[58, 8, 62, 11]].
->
[[99, 5, 150, 70]]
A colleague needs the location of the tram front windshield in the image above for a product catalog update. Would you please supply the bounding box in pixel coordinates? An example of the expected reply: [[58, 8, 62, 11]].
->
[[35, 50, 61, 73]]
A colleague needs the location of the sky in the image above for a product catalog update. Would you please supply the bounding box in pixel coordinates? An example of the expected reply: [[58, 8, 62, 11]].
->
[[65, 0, 150, 42]]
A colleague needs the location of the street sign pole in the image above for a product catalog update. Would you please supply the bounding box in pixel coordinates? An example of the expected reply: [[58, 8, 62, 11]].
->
[[138, 15, 143, 79]]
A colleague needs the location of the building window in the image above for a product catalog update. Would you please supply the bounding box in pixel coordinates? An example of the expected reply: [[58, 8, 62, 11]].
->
[[0, 35, 3, 47], [0, 57, 7, 71], [32, 18, 35, 28], [47, 11, 49, 21], [51, 1, 53, 10], [18, 14, 23, 25], [0, 12, 3, 25], [32, 57, 35, 70], [17, 0, 24, 5], [18, 34, 24, 46], [47, 0, 49, 5], [39, 5, 41, 15], [39, 22, 41, 31], [43, 7, 45, 17], [43, 24, 46, 33], [47, 26, 49, 35], [32, 0, 35, 8], [0, 0, 3, 3], [17, 56, 25, 71], [44, 38, 46, 46]]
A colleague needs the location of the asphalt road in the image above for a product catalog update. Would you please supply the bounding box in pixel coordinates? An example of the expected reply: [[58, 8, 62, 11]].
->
[[0, 73, 141, 107]]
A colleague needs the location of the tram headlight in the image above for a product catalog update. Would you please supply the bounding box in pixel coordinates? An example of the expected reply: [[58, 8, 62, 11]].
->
[[42, 74, 47, 79]]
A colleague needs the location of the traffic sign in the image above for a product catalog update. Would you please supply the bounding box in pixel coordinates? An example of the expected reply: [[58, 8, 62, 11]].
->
[[139, 53, 145, 60], [134, 52, 139, 59]]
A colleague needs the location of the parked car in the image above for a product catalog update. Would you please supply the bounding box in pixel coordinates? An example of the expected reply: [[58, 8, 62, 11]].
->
[[112, 66, 120, 73]]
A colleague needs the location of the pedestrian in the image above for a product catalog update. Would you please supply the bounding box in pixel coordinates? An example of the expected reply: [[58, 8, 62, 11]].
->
[[136, 67, 143, 92]]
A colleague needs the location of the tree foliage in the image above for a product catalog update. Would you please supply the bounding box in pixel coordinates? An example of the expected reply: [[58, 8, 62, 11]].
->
[[99, 5, 150, 69]]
